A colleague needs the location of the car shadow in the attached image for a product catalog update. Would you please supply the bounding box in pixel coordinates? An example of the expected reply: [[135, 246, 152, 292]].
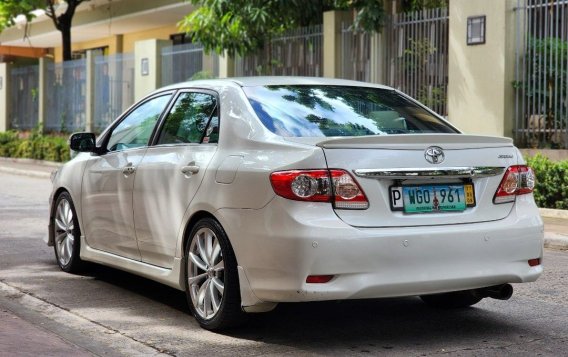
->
[[80, 263, 521, 354], [227, 298, 519, 351], [80, 263, 190, 314]]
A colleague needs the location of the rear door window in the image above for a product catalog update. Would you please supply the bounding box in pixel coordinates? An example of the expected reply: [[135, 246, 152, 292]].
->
[[157, 92, 218, 145]]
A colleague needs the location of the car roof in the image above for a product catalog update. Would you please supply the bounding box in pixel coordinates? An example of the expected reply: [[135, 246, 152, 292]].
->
[[163, 76, 393, 90]]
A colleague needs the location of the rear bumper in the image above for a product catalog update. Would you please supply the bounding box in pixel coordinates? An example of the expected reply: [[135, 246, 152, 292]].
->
[[216, 195, 543, 304]]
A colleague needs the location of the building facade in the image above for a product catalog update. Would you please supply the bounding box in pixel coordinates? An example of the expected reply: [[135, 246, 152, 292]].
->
[[0, 0, 567, 152]]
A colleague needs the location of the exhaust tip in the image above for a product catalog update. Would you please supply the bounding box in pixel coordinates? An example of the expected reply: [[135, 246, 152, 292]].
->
[[479, 284, 513, 300]]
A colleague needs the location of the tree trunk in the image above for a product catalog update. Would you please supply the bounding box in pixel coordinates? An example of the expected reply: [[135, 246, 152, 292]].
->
[[60, 20, 73, 61], [49, 0, 81, 62]]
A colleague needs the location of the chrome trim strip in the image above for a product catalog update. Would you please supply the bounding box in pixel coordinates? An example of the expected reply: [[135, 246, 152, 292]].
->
[[353, 167, 506, 180]]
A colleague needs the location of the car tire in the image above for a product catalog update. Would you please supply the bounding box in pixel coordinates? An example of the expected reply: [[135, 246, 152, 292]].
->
[[420, 290, 482, 309], [52, 192, 84, 273], [184, 217, 246, 330]]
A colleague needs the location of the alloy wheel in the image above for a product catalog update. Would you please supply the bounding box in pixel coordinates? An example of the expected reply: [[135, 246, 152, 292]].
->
[[54, 198, 75, 267], [187, 227, 225, 320]]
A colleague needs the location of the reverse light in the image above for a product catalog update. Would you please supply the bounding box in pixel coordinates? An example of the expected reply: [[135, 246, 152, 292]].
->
[[270, 169, 369, 209], [330, 170, 369, 209], [493, 165, 535, 204]]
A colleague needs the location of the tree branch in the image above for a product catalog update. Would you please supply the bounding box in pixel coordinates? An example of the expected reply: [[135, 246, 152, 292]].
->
[[46, 0, 60, 30]]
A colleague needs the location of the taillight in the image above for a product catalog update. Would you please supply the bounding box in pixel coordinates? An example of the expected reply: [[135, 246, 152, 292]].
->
[[493, 165, 535, 204], [270, 169, 369, 209], [270, 170, 331, 202]]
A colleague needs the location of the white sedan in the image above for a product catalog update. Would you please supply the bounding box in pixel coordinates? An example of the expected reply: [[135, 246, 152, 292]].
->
[[48, 77, 543, 330]]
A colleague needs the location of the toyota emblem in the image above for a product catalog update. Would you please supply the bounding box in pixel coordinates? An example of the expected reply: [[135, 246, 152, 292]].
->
[[424, 146, 445, 164]]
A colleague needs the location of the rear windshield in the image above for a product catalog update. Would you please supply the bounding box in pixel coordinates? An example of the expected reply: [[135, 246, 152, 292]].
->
[[243, 85, 457, 137]]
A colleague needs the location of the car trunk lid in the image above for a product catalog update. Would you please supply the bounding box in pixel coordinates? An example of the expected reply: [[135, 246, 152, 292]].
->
[[315, 134, 517, 227]]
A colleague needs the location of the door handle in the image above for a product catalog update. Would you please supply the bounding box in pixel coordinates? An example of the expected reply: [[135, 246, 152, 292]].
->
[[122, 163, 136, 176], [181, 162, 200, 176]]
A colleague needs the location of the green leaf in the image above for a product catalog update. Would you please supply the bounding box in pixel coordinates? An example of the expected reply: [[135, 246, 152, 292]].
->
[[179, 0, 387, 56]]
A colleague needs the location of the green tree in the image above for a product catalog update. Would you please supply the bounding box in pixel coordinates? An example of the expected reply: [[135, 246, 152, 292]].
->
[[179, 0, 387, 57], [0, 0, 89, 61]]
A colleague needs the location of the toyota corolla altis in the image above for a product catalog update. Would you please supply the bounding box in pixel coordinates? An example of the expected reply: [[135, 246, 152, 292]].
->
[[48, 77, 543, 330]]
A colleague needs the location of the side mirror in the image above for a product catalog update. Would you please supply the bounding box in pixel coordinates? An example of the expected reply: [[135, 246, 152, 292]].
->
[[69, 132, 96, 152]]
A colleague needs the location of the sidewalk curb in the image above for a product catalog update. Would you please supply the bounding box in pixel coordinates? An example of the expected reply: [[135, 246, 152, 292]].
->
[[0, 157, 60, 179], [0, 165, 52, 179], [544, 233, 568, 250], [0, 281, 171, 356], [0, 157, 63, 168], [539, 208, 568, 219], [540, 209, 568, 250]]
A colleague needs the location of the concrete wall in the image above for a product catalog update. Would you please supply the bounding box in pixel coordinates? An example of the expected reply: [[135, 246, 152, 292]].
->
[[122, 25, 179, 53], [323, 11, 352, 78], [447, 0, 517, 138], [134, 39, 172, 101]]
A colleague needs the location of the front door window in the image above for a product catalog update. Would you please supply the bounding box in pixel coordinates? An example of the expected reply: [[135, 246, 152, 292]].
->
[[107, 95, 172, 152]]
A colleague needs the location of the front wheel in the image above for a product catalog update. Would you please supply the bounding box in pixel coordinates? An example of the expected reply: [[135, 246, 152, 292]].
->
[[184, 218, 245, 330], [52, 192, 83, 273], [420, 290, 482, 309]]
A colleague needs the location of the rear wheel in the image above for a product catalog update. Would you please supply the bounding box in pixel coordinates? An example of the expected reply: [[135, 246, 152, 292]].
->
[[420, 290, 482, 308], [184, 218, 245, 330], [52, 192, 83, 273]]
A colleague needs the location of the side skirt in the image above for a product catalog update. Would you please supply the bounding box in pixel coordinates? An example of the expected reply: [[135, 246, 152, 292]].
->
[[79, 236, 184, 291]]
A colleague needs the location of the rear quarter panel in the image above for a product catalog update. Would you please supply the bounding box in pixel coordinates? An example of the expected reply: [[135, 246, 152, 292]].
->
[[174, 84, 329, 258]]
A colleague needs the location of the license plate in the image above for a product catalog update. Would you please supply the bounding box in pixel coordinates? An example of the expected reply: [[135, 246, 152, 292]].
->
[[390, 184, 475, 213]]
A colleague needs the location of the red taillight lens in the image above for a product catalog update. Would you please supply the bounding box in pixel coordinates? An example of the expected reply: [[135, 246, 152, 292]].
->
[[270, 169, 369, 209], [306, 275, 334, 283], [528, 258, 541, 267], [270, 170, 332, 202], [493, 165, 535, 204]]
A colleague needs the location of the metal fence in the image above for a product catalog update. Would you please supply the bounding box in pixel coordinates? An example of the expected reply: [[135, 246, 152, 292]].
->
[[9, 65, 39, 130], [45, 58, 87, 132], [161, 43, 206, 86], [386, 8, 449, 115], [234, 25, 323, 77], [340, 24, 372, 82], [94, 53, 135, 132], [514, 0, 568, 149]]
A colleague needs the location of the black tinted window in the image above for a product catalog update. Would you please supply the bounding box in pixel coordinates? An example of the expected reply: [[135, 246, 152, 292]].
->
[[157, 92, 218, 144], [243, 85, 457, 137]]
